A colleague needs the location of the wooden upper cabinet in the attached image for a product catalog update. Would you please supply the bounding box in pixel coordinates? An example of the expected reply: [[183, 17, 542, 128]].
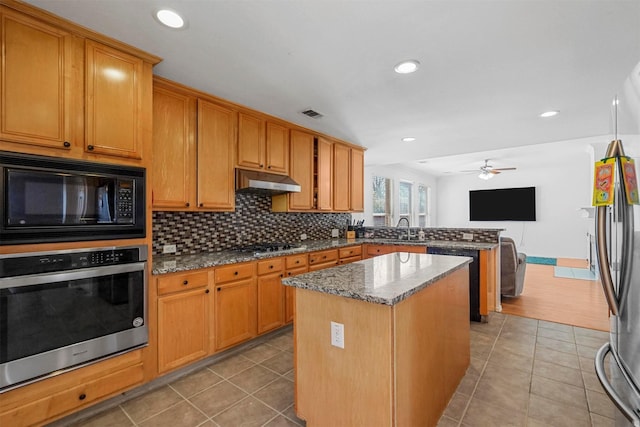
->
[[316, 137, 333, 211], [265, 121, 289, 174], [237, 112, 265, 170], [333, 143, 351, 211], [351, 148, 364, 212], [237, 112, 289, 175], [85, 40, 144, 159], [152, 85, 196, 209], [0, 10, 80, 150], [197, 99, 236, 210], [286, 129, 314, 210]]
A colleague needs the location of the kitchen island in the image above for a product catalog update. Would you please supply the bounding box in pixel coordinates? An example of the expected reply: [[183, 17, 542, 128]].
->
[[282, 252, 472, 427]]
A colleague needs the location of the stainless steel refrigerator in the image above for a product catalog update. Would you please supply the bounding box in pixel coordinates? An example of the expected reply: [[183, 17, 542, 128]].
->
[[595, 62, 640, 427]]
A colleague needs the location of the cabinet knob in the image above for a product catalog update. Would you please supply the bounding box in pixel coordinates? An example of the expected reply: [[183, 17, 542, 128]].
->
[[63, 141, 71, 148], [87, 145, 94, 151], [78, 393, 87, 401], [259, 164, 264, 168], [199, 203, 204, 207], [322, 255, 326, 259], [288, 272, 292, 276], [267, 165, 271, 169], [183, 280, 188, 285], [185, 202, 190, 207], [269, 265, 274, 269], [217, 287, 221, 291], [295, 260, 300, 264], [280, 274, 284, 278], [234, 271, 238, 275], [206, 289, 210, 294]]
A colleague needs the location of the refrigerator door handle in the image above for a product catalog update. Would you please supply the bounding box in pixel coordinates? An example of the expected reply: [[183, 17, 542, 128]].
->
[[595, 343, 640, 426], [597, 204, 620, 315]]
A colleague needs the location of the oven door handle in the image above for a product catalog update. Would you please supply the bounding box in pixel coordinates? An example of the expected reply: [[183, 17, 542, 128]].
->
[[0, 262, 146, 289]]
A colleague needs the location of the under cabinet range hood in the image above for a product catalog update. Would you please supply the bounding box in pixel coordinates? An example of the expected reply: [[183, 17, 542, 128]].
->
[[235, 169, 301, 195]]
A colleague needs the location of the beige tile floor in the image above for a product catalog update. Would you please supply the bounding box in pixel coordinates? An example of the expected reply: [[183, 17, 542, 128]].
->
[[58, 313, 615, 427]]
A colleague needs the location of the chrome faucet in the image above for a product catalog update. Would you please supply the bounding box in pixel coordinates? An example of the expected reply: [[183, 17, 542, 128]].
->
[[396, 217, 413, 240]]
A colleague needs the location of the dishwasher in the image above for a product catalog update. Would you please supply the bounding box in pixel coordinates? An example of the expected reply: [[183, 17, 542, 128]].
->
[[426, 247, 481, 322]]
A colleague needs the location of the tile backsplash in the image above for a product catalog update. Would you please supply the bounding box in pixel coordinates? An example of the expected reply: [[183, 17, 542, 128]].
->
[[152, 193, 351, 255]]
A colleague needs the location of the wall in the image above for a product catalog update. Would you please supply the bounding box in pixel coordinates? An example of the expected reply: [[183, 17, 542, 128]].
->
[[153, 193, 351, 255], [353, 164, 439, 227], [436, 148, 594, 259]]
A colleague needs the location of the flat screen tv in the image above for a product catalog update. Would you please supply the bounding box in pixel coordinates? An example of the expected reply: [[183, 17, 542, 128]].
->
[[469, 187, 536, 221]]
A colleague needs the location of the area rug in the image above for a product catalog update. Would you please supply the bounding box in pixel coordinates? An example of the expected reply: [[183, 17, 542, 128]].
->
[[554, 266, 597, 281], [526, 256, 557, 265]]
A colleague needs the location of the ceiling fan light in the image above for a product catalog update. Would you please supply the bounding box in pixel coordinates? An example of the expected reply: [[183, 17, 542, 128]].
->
[[478, 171, 493, 180]]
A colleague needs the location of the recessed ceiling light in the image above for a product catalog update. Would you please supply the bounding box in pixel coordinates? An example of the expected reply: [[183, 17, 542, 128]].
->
[[394, 60, 420, 74], [539, 110, 559, 118], [156, 9, 185, 29], [401, 137, 416, 142]]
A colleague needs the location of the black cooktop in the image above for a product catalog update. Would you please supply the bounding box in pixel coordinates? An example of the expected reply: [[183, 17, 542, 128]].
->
[[235, 242, 304, 255]]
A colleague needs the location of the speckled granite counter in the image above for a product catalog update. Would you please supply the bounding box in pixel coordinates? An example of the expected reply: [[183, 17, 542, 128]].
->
[[282, 252, 471, 305], [152, 238, 495, 275]]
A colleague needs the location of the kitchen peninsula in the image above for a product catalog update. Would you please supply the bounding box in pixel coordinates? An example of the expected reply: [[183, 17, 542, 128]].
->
[[282, 252, 471, 427]]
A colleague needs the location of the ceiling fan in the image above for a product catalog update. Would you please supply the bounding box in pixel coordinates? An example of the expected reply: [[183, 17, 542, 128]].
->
[[463, 159, 517, 180]]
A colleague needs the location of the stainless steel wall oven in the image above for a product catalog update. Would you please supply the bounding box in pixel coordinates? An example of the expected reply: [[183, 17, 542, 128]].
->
[[0, 151, 146, 245], [0, 245, 148, 391]]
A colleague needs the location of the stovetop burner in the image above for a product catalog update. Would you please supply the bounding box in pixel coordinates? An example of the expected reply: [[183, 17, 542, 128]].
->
[[235, 242, 306, 256]]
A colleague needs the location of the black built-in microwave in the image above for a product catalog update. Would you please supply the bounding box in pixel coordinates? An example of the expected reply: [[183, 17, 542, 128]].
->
[[0, 151, 145, 244]]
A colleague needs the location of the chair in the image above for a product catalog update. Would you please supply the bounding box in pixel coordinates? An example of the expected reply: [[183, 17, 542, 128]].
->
[[500, 237, 526, 297]]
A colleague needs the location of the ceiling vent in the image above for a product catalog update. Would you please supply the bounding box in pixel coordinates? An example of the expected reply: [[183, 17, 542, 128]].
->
[[301, 109, 324, 119]]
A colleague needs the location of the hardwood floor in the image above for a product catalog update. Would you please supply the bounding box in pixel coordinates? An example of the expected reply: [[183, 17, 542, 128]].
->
[[500, 258, 610, 331]]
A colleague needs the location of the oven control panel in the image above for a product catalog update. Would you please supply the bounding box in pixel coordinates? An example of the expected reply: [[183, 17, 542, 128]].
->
[[0, 246, 147, 278]]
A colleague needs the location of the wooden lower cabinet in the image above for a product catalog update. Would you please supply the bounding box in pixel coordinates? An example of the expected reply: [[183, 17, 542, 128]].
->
[[257, 258, 285, 334], [338, 245, 362, 265], [214, 263, 257, 351], [284, 253, 309, 323], [308, 248, 338, 271], [0, 350, 143, 427]]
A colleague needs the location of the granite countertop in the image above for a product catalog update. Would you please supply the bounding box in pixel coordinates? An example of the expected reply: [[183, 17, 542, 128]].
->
[[152, 238, 497, 275], [282, 252, 472, 306]]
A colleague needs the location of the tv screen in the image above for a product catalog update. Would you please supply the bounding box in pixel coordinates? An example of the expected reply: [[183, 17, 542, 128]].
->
[[469, 187, 536, 221]]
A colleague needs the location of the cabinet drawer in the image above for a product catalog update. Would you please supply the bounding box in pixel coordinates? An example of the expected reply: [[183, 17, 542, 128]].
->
[[257, 258, 284, 275], [157, 270, 209, 296], [1, 363, 143, 427], [366, 245, 392, 256], [308, 249, 338, 265], [339, 255, 361, 265], [215, 262, 255, 284], [308, 260, 338, 272], [339, 245, 362, 259], [285, 253, 308, 269]]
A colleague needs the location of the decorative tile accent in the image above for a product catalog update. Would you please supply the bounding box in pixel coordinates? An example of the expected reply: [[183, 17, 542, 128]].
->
[[363, 226, 502, 243], [152, 193, 351, 255]]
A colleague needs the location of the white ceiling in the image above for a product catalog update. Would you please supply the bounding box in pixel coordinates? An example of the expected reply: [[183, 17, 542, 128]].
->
[[23, 0, 640, 176]]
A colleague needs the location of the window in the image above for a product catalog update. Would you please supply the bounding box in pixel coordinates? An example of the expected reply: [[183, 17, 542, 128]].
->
[[418, 185, 429, 227], [399, 181, 412, 223], [372, 176, 392, 226]]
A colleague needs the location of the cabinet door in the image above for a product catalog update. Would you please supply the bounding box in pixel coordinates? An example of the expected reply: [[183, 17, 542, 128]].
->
[[152, 85, 196, 209], [214, 278, 257, 350], [333, 143, 351, 211], [265, 121, 289, 174], [316, 137, 333, 210], [257, 271, 285, 334], [0, 12, 78, 150], [285, 266, 307, 323], [85, 40, 144, 159], [157, 288, 210, 373], [237, 112, 265, 171], [350, 148, 364, 211], [288, 130, 314, 210], [197, 99, 236, 210]]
